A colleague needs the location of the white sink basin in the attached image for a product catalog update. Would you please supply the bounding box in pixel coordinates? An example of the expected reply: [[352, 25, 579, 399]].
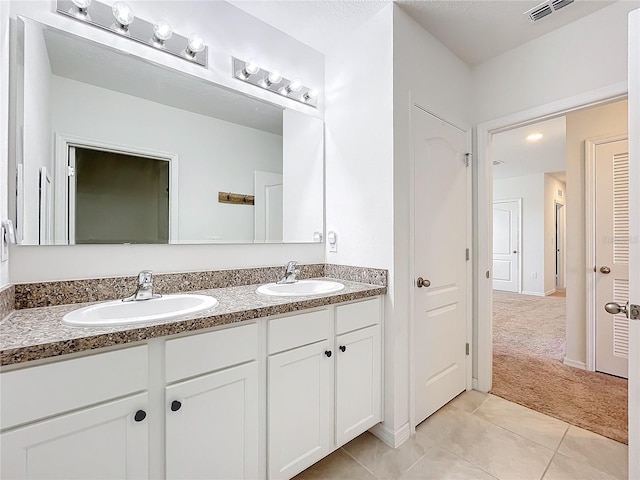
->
[[62, 294, 219, 327], [256, 280, 345, 297]]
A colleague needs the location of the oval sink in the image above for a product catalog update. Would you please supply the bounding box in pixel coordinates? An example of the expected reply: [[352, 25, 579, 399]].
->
[[256, 280, 345, 297], [62, 294, 219, 327]]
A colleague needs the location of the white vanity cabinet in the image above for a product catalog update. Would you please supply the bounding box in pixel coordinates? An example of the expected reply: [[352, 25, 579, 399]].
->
[[267, 309, 334, 480], [164, 323, 260, 480], [267, 298, 382, 479], [0, 346, 149, 479]]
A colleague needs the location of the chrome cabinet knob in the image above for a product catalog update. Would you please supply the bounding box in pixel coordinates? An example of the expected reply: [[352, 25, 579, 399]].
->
[[604, 302, 627, 315], [600, 266, 611, 274], [417, 277, 431, 288]]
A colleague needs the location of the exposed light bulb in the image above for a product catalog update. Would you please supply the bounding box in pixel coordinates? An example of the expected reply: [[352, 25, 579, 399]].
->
[[245, 59, 260, 75], [112, 2, 134, 32], [71, 0, 92, 9], [281, 78, 303, 95], [152, 20, 173, 46], [303, 88, 319, 101], [260, 70, 282, 88], [185, 33, 205, 57], [526, 132, 543, 142]]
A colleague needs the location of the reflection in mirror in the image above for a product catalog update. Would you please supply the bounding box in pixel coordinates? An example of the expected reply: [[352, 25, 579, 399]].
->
[[14, 17, 324, 245]]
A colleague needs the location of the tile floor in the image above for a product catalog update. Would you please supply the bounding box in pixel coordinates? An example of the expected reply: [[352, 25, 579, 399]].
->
[[294, 391, 629, 480]]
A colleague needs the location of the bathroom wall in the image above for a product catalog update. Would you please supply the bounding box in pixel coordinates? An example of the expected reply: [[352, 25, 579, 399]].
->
[[494, 174, 546, 295], [0, 1, 10, 287], [564, 99, 628, 367], [7, 0, 325, 282], [472, 0, 634, 124]]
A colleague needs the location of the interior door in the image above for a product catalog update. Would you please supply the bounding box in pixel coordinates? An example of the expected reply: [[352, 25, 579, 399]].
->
[[492, 200, 520, 293], [595, 138, 629, 378], [413, 106, 468, 425], [254, 171, 283, 243]]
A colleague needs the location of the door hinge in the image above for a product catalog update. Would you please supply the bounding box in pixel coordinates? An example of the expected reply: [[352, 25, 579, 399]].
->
[[465, 343, 470, 355], [67, 166, 75, 177], [464, 153, 472, 167], [465, 248, 470, 261]]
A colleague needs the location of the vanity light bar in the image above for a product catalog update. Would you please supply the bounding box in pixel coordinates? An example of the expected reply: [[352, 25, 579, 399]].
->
[[232, 57, 318, 108], [56, 0, 208, 67]]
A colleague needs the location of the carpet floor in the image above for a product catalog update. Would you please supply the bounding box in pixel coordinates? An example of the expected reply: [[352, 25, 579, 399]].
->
[[491, 290, 628, 444]]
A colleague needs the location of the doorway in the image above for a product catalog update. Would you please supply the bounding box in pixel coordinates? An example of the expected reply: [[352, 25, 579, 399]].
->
[[555, 201, 565, 291]]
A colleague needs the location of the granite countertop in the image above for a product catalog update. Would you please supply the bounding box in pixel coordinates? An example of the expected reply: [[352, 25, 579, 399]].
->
[[0, 278, 386, 367]]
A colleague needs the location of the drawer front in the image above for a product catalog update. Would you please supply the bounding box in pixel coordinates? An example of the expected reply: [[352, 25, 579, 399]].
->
[[336, 297, 381, 335], [1, 345, 148, 431], [165, 323, 258, 383], [268, 309, 332, 355]]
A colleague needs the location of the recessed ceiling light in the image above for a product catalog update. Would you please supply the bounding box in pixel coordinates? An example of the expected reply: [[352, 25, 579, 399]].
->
[[526, 132, 543, 142]]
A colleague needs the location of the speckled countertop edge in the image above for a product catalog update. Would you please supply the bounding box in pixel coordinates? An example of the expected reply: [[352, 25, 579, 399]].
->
[[0, 278, 386, 366]]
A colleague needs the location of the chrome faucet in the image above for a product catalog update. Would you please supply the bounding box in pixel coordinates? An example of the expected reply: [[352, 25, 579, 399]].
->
[[123, 270, 162, 302], [277, 261, 300, 284]]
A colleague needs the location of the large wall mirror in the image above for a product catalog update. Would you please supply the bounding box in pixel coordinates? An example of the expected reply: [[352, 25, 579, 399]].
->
[[13, 17, 324, 245]]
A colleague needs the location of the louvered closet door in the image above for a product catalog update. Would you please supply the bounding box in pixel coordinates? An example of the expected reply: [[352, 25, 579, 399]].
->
[[596, 138, 629, 378]]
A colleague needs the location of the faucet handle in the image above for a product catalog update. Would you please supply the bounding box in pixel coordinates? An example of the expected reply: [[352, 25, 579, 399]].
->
[[138, 270, 153, 285]]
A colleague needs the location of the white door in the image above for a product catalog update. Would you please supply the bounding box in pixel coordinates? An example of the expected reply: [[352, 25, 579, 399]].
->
[[413, 106, 469, 425], [254, 171, 283, 243], [595, 139, 629, 378], [555, 202, 566, 288], [0, 393, 148, 479], [492, 200, 520, 293], [335, 324, 381, 447], [165, 362, 259, 480], [268, 340, 332, 480], [626, 10, 639, 477]]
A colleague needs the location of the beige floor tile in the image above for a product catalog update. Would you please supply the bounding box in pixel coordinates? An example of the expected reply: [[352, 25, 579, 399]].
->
[[444, 389, 490, 414], [416, 407, 554, 480], [342, 431, 433, 478], [293, 449, 375, 480], [474, 394, 569, 449], [557, 426, 628, 480], [543, 452, 620, 480], [399, 445, 498, 480]]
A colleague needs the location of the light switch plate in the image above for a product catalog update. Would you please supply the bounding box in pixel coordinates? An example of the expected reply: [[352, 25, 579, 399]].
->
[[0, 224, 8, 262], [328, 231, 337, 253]]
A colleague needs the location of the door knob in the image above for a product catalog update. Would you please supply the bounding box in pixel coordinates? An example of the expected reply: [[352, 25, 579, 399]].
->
[[417, 277, 431, 288], [605, 302, 627, 316], [600, 266, 611, 274], [513, 250, 517, 254]]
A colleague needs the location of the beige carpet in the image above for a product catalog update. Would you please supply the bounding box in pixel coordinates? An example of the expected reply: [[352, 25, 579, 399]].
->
[[491, 290, 628, 444]]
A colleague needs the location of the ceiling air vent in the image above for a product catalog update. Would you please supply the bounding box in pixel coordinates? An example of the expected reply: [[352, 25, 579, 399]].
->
[[525, 0, 574, 22]]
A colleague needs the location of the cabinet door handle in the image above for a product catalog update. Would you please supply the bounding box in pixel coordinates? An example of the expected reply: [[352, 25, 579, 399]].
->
[[134, 410, 147, 422], [339, 345, 346, 352], [170, 400, 182, 412], [325, 350, 332, 357]]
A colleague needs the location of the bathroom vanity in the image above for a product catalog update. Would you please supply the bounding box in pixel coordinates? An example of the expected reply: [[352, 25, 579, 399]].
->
[[0, 277, 384, 479]]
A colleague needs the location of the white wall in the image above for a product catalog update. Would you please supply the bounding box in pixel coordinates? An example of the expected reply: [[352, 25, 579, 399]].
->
[[0, 0, 9, 287], [51, 75, 282, 244], [7, 0, 325, 282], [472, 1, 635, 124], [325, 4, 395, 435], [282, 109, 323, 243], [494, 174, 546, 295], [564, 99, 628, 366], [20, 19, 52, 245], [544, 175, 566, 294], [392, 3, 472, 435]]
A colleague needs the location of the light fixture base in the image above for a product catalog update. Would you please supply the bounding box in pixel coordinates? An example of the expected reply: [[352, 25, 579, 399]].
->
[[56, 0, 207, 67]]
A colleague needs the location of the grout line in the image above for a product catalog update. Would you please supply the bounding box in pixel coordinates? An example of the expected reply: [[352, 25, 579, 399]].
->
[[340, 446, 376, 477], [555, 426, 570, 452], [539, 451, 557, 480]]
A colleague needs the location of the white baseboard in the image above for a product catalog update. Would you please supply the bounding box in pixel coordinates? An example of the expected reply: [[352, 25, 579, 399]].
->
[[521, 290, 546, 297], [563, 358, 586, 370], [369, 422, 411, 448]]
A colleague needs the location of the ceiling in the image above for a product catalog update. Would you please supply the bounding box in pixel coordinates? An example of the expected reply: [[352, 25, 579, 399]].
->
[[492, 116, 566, 180], [228, 0, 618, 65]]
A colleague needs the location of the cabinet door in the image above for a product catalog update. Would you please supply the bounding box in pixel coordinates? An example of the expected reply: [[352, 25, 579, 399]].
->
[[336, 325, 382, 447], [268, 340, 333, 480], [165, 362, 259, 480], [0, 393, 148, 479]]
